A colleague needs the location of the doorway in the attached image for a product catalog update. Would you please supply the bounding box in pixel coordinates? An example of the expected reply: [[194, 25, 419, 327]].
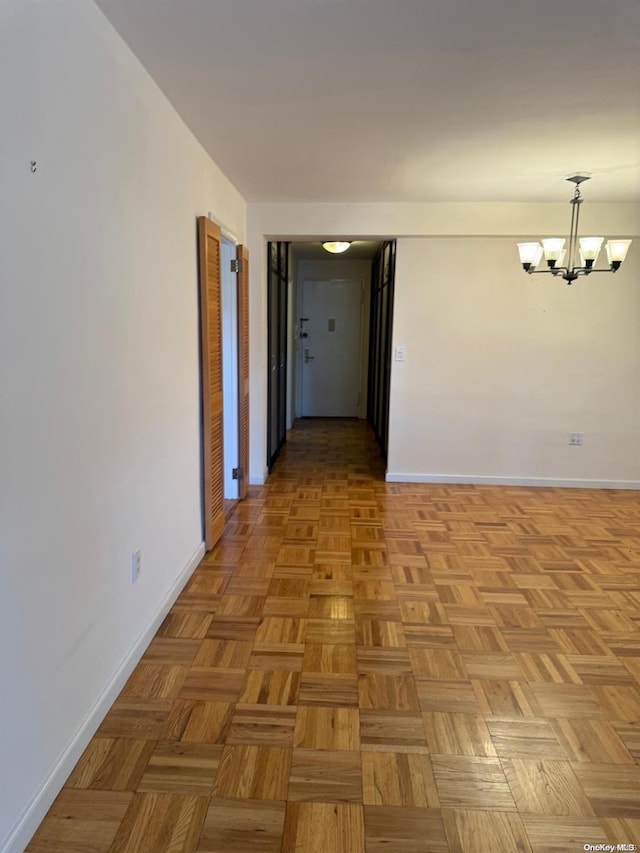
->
[[263, 239, 396, 476], [221, 238, 239, 501], [267, 241, 289, 471], [197, 216, 250, 550]]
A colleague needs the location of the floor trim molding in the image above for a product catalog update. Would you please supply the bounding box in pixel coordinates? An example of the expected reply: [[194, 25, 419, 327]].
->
[[2, 542, 205, 853], [385, 472, 640, 490]]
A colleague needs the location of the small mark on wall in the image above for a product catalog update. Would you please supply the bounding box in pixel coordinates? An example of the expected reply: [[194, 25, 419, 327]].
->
[[328, 318, 336, 332]]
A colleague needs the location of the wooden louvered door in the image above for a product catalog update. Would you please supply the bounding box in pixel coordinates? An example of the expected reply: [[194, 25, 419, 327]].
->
[[198, 217, 225, 551], [236, 244, 250, 499]]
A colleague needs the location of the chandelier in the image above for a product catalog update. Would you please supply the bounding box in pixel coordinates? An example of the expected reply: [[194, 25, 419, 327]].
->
[[517, 174, 631, 284]]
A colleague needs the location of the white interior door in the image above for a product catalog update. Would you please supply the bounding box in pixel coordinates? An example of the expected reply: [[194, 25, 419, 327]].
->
[[300, 279, 363, 417]]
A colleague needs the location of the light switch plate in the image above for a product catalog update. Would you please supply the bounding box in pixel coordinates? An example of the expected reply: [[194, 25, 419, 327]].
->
[[395, 346, 406, 362]]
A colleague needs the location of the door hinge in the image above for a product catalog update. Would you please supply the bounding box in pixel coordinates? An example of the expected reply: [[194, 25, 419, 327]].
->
[[230, 259, 242, 273], [232, 466, 244, 480]]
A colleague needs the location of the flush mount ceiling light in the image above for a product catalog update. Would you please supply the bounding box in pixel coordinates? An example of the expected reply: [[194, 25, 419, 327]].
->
[[322, 241, 351, 254], [517, 174, 632, 285]]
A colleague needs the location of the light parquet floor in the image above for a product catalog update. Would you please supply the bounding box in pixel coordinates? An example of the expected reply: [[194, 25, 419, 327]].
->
[[28, 419, 640, 852]]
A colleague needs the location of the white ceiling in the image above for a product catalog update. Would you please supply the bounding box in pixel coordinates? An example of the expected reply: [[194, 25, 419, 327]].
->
[[95, 0, 640, 203]]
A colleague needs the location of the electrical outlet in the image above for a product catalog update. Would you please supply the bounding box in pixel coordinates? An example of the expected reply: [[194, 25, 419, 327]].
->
[[395, 346, 406, 362], [131, 549, 141, 584], [568, 433, 584, 446]]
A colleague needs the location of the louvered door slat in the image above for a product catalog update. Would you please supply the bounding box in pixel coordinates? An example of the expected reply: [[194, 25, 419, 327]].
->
[[237, 244, 250, 500], [198, 217, 225, 550]]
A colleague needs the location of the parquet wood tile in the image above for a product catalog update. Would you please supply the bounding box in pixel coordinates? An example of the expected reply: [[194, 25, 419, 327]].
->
[[298, 673, 359, 707], [66, 738, 155, 791], [281, 802, 365, 853], [487, 718, 566, 760], [27, 789, 133, 852], [158, 613, 214, 640], [205, 616, 261, 642], [196, 798, 285, 852], [179, 668, 246, 703], [451, 624, 508, 651], [567, 654, 635, 685], [423, 712, 497, 757], [121, 664, 188, 701], [29, 420, 640, 852], [305, 618, 356, 644], [415, 678, 483, 714], [213, 745, 291, 800], [362, 751, 439, 806], [522, 814, 609, 853], [162, 700, 233, 744], [600, 818, 640, 848], [359, 710, 429, 753], [611, 721, 640, 760], [142, 638, 201, 667], [431, 755, 517, 811], [442, 808, 533, 853], [309, 595, 354, 620], [303, 643, 357, 674], [226, 703, 296, 746], [363, 805, 449, 853], [248, 642, 305, 671], [238, 669, 300, 705], [310, 578, 354, 597], [591, 684, 640, 722], [571, 763, 640, 817], [528, 682, 604, 719], [253, 617, 307, 645], [473, 678, 542, 718], [461, 651, 525, 680], [515, 652, 582, 684], [287, 749, 362, 802], [502, 758, 595, 815], [355, 618, 406, 648], [358, 672, 420, 711], [409, 648, 468, 679], [109, 793, 208, 853], [293, 706, 360, 750], [551, 718, 635, 764], [137, 742, 222, 796], [192, 639, 253, 670], [355, 598, 403, 621], [356, 647, 412, 675], [96, 698, 172, 741]]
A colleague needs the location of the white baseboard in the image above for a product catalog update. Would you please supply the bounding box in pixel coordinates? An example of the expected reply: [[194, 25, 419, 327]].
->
[[385, 472, 640, 490], [2, 542, 205, 853], [249, 466, 268, 486]]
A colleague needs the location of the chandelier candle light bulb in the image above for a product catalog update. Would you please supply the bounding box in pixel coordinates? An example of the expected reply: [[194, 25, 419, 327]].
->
[[517, 175, 632, 284]]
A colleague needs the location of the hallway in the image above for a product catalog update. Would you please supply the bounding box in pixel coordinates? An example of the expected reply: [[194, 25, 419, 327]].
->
[[29, 419, 640, 851]]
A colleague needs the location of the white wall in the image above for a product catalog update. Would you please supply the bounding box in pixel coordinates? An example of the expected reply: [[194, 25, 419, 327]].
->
[[247, 202, 639, 485], [0, 2, 245, 850], [295, 258, 372, 419], [388, 237, 640, 486]]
